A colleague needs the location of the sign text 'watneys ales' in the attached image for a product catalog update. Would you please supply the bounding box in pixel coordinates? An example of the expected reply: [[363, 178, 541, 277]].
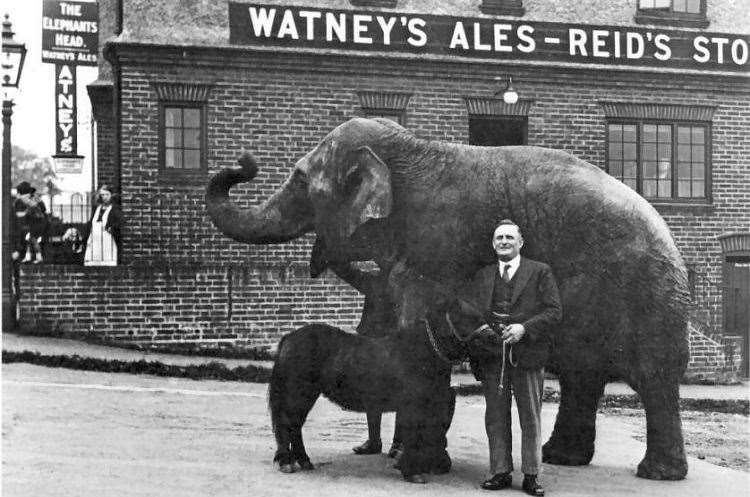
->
[[42, 0, 99, 66], [55, 64, 78, 156], [229, 3, 749, 73]]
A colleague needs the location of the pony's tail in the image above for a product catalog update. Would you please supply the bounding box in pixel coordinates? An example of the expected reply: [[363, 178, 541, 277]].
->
[[268, 334, 290, 439]]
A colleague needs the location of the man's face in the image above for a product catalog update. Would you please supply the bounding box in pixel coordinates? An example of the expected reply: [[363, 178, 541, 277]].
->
[[492, 224, 523, 262]]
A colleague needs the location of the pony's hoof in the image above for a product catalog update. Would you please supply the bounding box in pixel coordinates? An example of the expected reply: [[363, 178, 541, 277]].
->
[[353, 440, 382, 455], [403, 473, 427, 484], [298, 460, 315, 471], [278, 463, 295, 474], [387, 442, 404, 458]]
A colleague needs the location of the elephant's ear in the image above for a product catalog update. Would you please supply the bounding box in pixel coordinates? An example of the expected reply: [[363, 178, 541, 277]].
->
[[341, 146, 392, 239]]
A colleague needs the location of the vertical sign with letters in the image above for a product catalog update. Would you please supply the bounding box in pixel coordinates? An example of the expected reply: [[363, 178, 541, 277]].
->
[[55, 63, 78, 156], [42, 0, 95, 159]]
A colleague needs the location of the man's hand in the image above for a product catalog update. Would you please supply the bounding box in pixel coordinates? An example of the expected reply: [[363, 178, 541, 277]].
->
[[467, 325, 504, 358], [501, 324, 525, 344]]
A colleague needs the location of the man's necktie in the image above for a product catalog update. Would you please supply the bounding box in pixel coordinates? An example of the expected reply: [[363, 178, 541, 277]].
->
[[502, 264, 511, 283]]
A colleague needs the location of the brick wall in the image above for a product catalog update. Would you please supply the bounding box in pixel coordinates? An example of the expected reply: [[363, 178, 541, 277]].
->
[[685, 323, 742, 383], [17, 263, 362, 348], [20, 44, 744, 377]]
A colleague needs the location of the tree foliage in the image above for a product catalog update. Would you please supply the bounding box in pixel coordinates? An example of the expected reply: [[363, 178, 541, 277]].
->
[[11, 145, 61, 196]]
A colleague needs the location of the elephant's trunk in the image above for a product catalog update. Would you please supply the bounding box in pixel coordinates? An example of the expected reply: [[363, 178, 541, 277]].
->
[[205, 153, 314, 244]]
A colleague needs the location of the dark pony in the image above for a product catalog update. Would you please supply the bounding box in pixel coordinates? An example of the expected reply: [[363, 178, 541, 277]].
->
[[268, 300, 497, 481]]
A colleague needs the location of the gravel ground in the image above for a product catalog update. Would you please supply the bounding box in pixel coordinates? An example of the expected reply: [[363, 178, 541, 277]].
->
[[4, 363, 750, 497], [601, 407, 750, 473]]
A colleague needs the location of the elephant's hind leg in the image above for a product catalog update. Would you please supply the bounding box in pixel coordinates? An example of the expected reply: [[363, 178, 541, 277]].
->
[[542, 369, 606, 466], [632, 375, 687, 480]]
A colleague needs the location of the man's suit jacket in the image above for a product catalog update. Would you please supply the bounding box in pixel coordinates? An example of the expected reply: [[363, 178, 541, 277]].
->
[[460, 257, 562, 371]]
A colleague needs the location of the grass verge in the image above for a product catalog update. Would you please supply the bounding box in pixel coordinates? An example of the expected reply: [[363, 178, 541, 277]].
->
[[2, 350, 271, 383]]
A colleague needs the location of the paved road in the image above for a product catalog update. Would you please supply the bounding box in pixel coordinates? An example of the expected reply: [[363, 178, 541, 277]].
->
[[3, 363, 748, 497]]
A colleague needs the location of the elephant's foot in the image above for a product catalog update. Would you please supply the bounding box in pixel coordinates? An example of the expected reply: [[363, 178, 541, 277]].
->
[[546, 369, 604, 466], [403, 473, 427, 484], [430, 450, 451, 474], [636, 450, 687, 480], [633, 375, 687, 480], [274, 452, 296, 473], [542, 439, 593, 466]]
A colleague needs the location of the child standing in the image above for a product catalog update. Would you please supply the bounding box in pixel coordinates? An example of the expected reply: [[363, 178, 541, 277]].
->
[[12, 182, 47, 264]]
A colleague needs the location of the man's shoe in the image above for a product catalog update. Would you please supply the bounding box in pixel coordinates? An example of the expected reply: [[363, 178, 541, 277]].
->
[[352, 439, 382, 455], [480, 472, 512, 491], [522, 475, 545, 496]]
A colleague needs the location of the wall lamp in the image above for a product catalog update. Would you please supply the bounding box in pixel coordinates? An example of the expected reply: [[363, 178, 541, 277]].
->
[[494, 76, 519, 105]]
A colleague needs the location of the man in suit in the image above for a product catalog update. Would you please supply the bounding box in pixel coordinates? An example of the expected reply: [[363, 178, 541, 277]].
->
[[463, 220, 562, 496]]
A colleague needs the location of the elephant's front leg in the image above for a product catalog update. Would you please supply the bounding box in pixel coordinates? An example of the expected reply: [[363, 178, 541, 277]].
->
[[632, 375, 687, 480], [542, 368, 606, 466], [417, 370, 455, 475]]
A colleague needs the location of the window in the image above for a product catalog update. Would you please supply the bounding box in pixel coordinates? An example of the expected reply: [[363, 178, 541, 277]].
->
[[469, 117, 527, 146], [636, 0, 708, 27], [163, 106, 203, 170], [607, 121, 710, 201], [152, 82, 212, 178]]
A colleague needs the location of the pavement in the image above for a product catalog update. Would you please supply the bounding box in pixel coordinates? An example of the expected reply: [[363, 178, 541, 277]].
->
[[2, 331, 749, 401]]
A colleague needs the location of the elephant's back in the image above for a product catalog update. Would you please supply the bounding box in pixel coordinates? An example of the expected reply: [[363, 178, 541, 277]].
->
[[471, 144, 683, 268]]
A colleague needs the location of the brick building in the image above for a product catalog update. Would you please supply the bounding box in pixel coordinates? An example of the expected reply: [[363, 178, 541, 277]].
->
[[19, 0, 749, 381]]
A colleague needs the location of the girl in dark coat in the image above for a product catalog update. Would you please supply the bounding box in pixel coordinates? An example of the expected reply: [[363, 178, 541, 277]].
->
[[13, 182, 48, 264]]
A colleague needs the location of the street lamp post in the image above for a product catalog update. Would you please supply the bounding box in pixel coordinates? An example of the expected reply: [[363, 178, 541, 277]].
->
[[2, 13, 27, 330]]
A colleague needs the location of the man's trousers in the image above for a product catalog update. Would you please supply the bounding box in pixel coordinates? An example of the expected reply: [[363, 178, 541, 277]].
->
[[481, 364, 544, 475]]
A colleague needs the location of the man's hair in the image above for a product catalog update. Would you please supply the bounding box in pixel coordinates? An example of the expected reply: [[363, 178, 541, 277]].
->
[[495, 219, 523, 238]]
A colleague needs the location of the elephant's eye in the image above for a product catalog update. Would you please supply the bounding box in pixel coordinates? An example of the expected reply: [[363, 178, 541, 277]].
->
[[343, 168, 362, 195]]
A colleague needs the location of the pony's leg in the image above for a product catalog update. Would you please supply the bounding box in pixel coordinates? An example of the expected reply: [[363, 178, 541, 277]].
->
[[273, 416, 294, 473], [289, 393, 319, 470], [353, 411, 383, 454], [430, 378, 455, 474]]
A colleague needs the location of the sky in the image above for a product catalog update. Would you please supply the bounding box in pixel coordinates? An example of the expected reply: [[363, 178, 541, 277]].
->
[[4, 0, 98, 197]]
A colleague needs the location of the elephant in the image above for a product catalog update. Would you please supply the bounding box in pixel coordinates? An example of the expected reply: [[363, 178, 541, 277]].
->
[[206, 117, 690, 480]]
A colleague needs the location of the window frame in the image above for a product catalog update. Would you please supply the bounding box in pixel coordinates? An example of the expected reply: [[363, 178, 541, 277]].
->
[[635, 0, 709, 28], [158, 100, 208, 177], [479, 0, 525, 16], [605, 118, 712, 204]]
